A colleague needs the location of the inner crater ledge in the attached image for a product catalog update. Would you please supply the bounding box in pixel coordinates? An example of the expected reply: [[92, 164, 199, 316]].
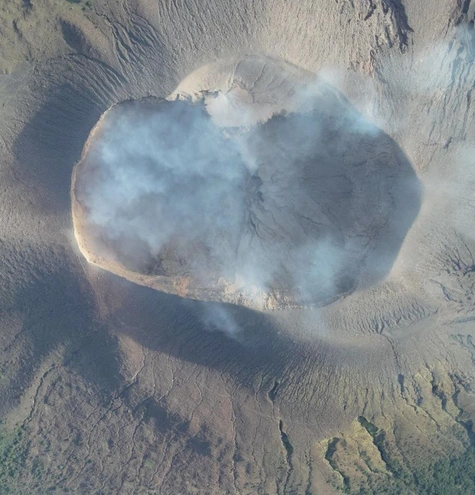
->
[[71, 58, 421, 309]]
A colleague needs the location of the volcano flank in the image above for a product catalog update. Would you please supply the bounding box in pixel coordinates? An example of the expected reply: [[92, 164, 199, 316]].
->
[[2, 2, 475, 494]]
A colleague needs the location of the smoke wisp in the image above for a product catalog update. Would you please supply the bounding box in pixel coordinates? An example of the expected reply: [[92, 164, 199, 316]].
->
[[74, 74, 421, 308]]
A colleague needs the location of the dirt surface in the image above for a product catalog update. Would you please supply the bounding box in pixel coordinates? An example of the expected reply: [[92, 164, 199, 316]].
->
[[1, 0, 475, 494]]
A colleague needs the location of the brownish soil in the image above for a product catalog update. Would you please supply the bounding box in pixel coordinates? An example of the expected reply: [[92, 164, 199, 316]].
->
[[1, 0, 475, 494]]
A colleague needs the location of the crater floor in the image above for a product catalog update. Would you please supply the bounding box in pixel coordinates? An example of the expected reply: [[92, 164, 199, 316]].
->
[[73, 58, 421, 309]]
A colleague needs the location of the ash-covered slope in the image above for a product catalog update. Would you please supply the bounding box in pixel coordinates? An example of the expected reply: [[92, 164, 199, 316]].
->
[[0, 0, 475, 494]]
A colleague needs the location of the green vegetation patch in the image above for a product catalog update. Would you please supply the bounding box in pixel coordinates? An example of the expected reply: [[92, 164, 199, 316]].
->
[[346, 438, 475, 494], [0, 424, 28, 492]]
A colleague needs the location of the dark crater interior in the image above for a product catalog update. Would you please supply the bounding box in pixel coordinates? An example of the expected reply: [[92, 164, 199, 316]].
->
[[74, 87, 421, 307]]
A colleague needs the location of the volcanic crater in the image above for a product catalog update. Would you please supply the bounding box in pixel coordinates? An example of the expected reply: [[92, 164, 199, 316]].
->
[[72, 58, 421, 309], [3, 2, 475, 493]]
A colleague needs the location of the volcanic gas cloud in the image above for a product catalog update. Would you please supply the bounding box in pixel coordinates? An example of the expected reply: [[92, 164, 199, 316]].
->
[[72, 56, 421, 309]]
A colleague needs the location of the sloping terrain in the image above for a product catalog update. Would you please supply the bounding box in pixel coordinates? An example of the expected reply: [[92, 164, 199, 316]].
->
[[1, 0, 475, 494]]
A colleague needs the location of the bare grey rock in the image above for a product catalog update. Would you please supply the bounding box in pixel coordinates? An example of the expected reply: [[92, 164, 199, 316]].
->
[[0, 0, 475, 494]]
